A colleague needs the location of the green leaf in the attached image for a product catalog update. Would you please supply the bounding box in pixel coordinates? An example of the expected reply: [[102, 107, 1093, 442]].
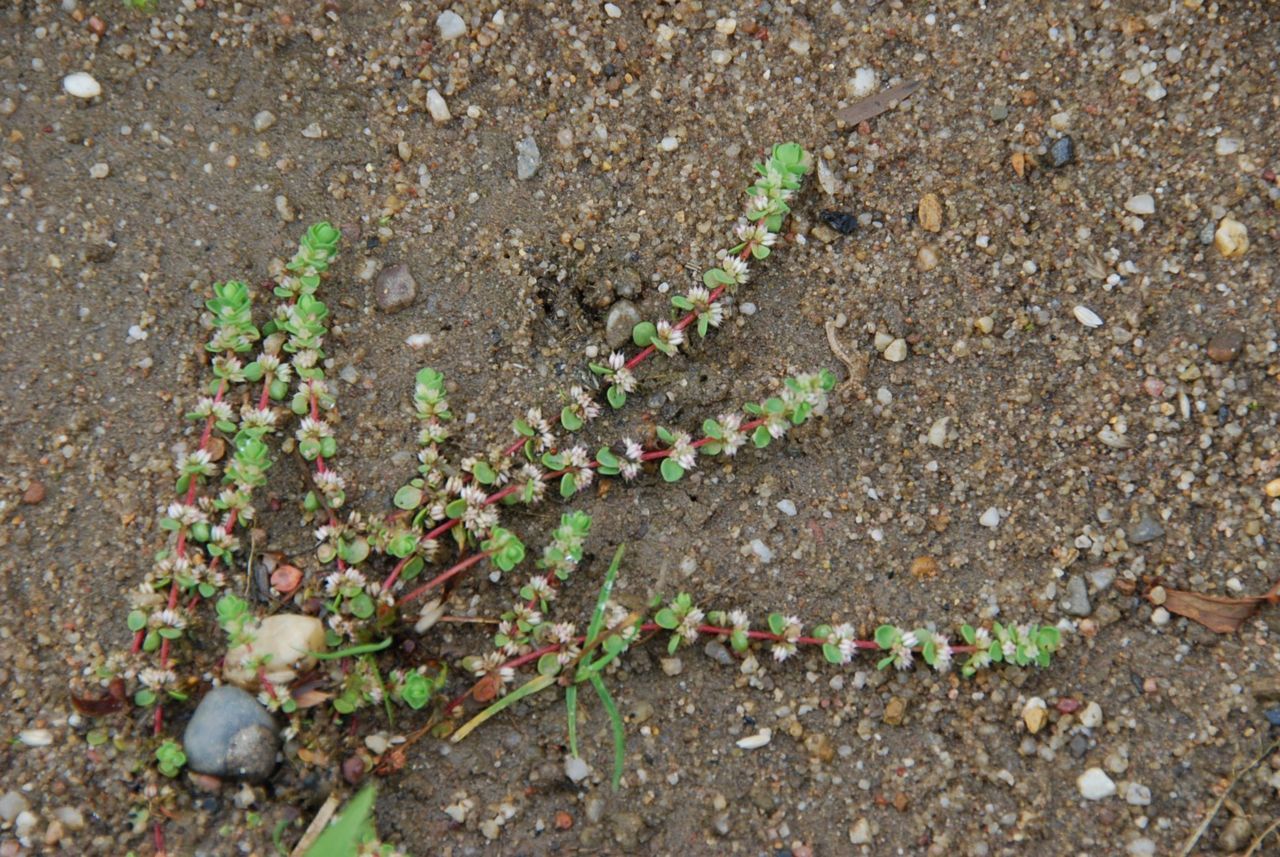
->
[[445, 498, 467, 519], [134, 688, 157, 707], [127, 610, 147, 632], [654, 608, 678, 630], [559, 473, 577, 498], [537, 653, 562, 677], [305, 785, 377, 857], [667, 635, 680, 655], [401, 556, 424, 582], [660, 458, 684, 482], [590, 672, 627, 790], [393, 485, 423, 510], [752, 425, 772, 448], [632, 321, 656, 346], [822, 643, 843, 664], [671, 295, 693, 310], [585, 545, 625, 647], [730, 630, 748, 652], [874, 625, 899, 649], [960, 624, 976, 645], [876, 655, 895, 671], [349, 592, 375, 619], [767, 613, 786, 635], [560, 406, 583, 432], [606, 385, 626, 409], [513, 418, 534, 437], [656, 426, 674, 444], [596, 448, 619, 469], [451, 673, 557, 743], [752, 244, 771, 260], [473, 461, 497, 485], [566, 684, 579, 759], [541, 452, 565, 471]]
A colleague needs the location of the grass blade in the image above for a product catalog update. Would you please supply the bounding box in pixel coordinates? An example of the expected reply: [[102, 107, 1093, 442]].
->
[[589, 673, 626, 790], [451, 673, 556, 743], [565, 683, 579, 759], [585, 544, 625, 646]]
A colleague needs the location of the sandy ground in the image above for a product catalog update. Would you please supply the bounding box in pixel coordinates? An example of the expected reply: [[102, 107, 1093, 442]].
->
[[1, 0, 1278, 854]]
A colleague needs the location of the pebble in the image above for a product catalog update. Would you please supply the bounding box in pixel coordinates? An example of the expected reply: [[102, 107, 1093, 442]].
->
[[63, 71, 102, 99], [515, 136, 541, 180], [1062, 576, 1091, 617], [703, 640, 734, 666], [916, 246, 940, 272], [300, 122, 323, 139], [1215, 137, 1241, 156], [819, 210, 857, 235], [1077, 768, 1116, 800], [252, 110, 276, 132], [1022, 698, 1048, 734], [883, 697, 906, 726], [917, 193, 943, 232], [1123, 782, 1151, 806], [14, 812, 36, 839], [979, 507, 1001, 528], [604, 3, 621, 19], [1088, 567, 1116, 591], [1124, 194, 1155, 216], [882, 338, 908, 362], [849, 817, 872, 845], [660, 657, 683, 676], [0, 792, 29, 823], [564, 755, 590, 783], [224, 614, 325, 689], [183, 686, 280, 783], [426, 88, 451, 124], [1143, 80, 1167, 101], [989, 102, 1009, 122], [1218, 816, 1252, 852], [1206, 329, 1243, 363], [1048, 135, 1076, 168], [53, 807, 85, 830], [605, 300, 641, 349], [22, 481, 45, 505], [0, 96, 17, 116], [1213, 217, 1249, 258], [749, 538, 773, 563], [1129, 516, 1164, 544], [19, 728, 53, 747], [89, 162, 109, 179], [1126, 838, 1156, 857], [736, 728, 772, 750], [849, 67, 877, 98], [659, 136, 678, 152], [1151, 607, 1170, 627], [1073, 305, 1103, 328], [374, 263, 417, 313], [776, 499, 797, 517], [1266, 479, 1280, 499], [436, 10, 466, 40], [1079, 702, 1103, 728]]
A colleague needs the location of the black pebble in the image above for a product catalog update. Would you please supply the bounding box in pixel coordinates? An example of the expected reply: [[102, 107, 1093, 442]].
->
[[1048, 135, 1075, 168], [819, 210, 858, 235]]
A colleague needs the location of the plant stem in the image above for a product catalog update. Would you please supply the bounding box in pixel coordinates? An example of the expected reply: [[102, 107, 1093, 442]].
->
[[398, 550, 493, 606]]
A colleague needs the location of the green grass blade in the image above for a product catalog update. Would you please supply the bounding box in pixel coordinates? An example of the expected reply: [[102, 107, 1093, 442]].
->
[[585, 544, 626, 646], [309, 637, 392, 660], [451, 673, 556, 743], [305, 784, 375, 857], [589, 673, 626, 790], [565, 683, 579, 759]]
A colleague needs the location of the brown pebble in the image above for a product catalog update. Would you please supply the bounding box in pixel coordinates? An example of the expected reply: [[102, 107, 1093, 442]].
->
[[87, 15, 106, 37], [883, 696, 906, 726], [342, 754, 366, 784], [892, 792, 909, 812], [270, 564, 303, 594], [1206, 329, 1243, 363], [909, 556, 939, 579], [206, 436, 227, 462], [189, 772, 224, 793], [554, 811, 573, 830], [22, 481, 46, 505], [917, 193, 943, 232], [1056, 698, 1081, 714]]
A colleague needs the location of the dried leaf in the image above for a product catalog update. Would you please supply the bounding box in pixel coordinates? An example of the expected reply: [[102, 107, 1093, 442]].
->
[[1155, 580, 1279, 634], [291, 685, 333, 709], [296, 746, 330, 766], [71, 676, 126, 717], [834, 79, 922, 126]]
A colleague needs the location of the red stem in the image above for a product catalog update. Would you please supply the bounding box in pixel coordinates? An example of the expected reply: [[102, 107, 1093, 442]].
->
[[398, 550, 493, 606]]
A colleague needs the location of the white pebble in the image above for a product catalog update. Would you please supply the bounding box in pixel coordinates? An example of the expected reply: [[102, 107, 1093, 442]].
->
[[252, 110, 276, 132], [1079, 701, 1103, 728], [426, 88, 451, 124], [1124, 194, 1155, 216], [1124, 782, 1152, 806], [883, 338, 908, 362], [739, 302, 757, 316], [1151, 607, 1170, 626], [1077, 768, 1116, 800], [63, 71, 101, 99], [850, 67, 878, 98], [301, 122, 323, 139], [736, 728, 772, 750], [564, 755, 590, 783], [776, 499, 797, 517], [715, 17, 736, 35], [127, 324, 148, 342], [711, 49, 733, 66], [19, 728, 53, 747], [89, 162, 109, 179], [979, 507, 1001, 529], [405, 333, 433, 349], [1073, 305, 1103, 328], [436, 10, 466, 41], [927, 417, 949, 448], [659, 136, 678, 152], [1215, 137, 1241, 156], [749, 539, 773, 563], [604, 3, 621, 18], [1143, 80, 1167, 102]]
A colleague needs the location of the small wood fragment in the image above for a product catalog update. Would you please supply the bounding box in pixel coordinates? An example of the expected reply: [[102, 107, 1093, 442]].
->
[[835, 79, 923, 126]]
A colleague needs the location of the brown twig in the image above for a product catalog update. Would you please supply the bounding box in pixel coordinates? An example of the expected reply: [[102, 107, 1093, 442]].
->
[[1180, 737, 1280, 856]]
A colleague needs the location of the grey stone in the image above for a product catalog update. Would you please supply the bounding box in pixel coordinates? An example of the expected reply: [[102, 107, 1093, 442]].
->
[[374, 263, 417, 313], [183, 686, 280, 783], [703, 640, 734, 666], [611, 812, 644, 849], [1129, 516, 1165, 544], [605, 300, 641, 350], [1218, 816, 1252, 852], [1062, 575, 1092, 617], [0, 791, 29, 823], [1088, 567, 1116, 591], [516, 136, 541, 180], [1048, 135, 1075, 168], [613, 268, 642, 299]]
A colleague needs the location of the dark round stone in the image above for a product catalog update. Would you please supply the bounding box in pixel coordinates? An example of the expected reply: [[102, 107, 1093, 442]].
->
[[1048, 135, 1075, 168], [182, 686, 280, 783]]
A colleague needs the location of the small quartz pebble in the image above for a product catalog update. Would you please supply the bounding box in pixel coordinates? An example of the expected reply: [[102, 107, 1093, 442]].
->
[[19, 728, 53, 747], [564, 756, 590, 783], [63, 71, 101, 99], [436, 10, 466, 40], [89, 162, 109, 179], [776, 499, 797, 516], [1077, 768, 1116, 800], [883, 338, 908, 362], [1124, 194, 1155, 215], [1079, 701, 1103, 728], [1215, 137, 1241, 156], [850, 67, 877, 97], [1213, 217, 1249, 258], [1073, 305, 1103, 328], [979, 507, 1001, 528], [659, 136, 678, 152], [515, 136, 541, 180], [426, 88, 451, 124], [736, 728, 772, 750], [252, 110, 276, 132]]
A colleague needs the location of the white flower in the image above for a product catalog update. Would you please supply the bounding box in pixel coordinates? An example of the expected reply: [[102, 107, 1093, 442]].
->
[[565, 446, 594, 490], [604, 352, 637, 392], [138, 668, 177, 690], [570, 386, 601, 423], [549, 622, 577, 645], [654, 319, 684, 353], [240, 406, 278, 430], [721, 256, 750, 285], [930, 632, 952, 673], [623, 439, 645, 462], [718, 413, 747, 456], [677, 606, 705, 642], [728, 609, 750, 631], [668, 431, 697, 471], [527, 576, 555, 602]]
